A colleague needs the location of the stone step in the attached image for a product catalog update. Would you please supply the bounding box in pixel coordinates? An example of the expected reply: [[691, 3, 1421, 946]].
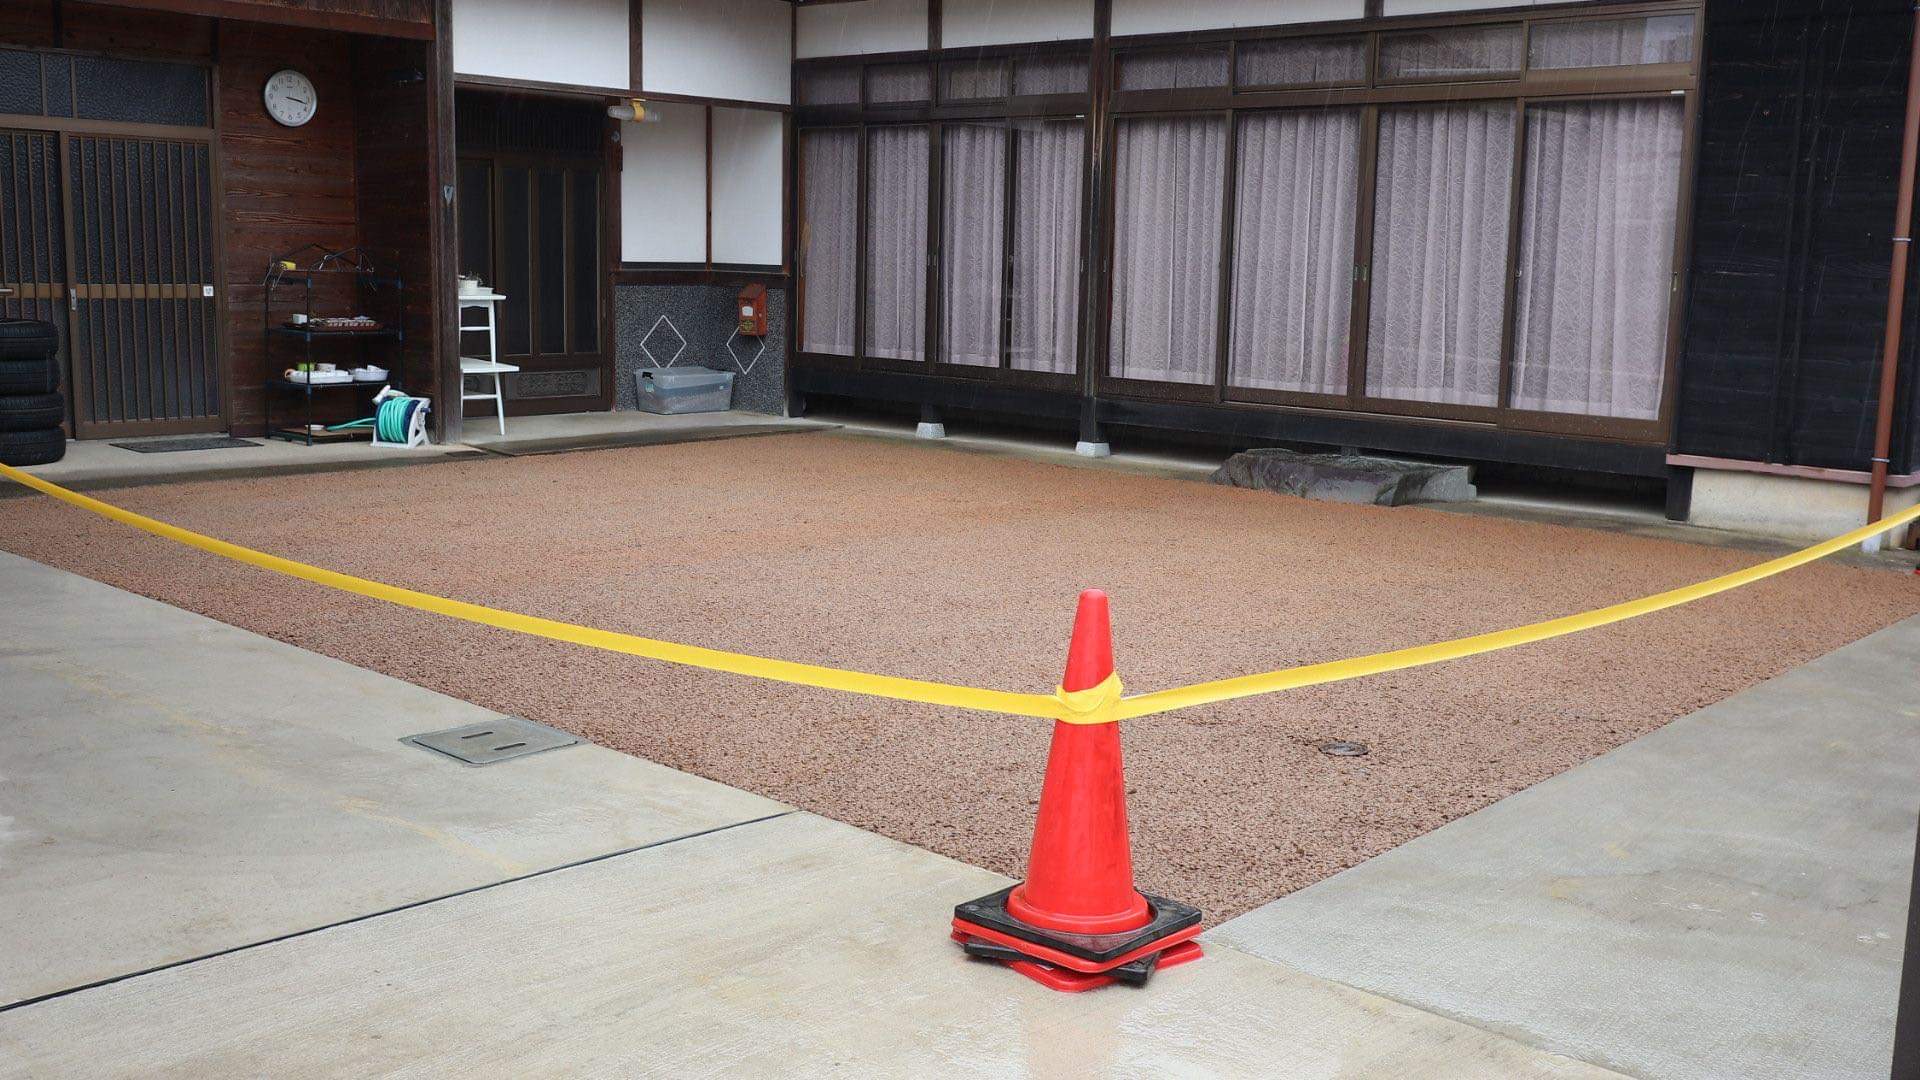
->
[[1211, 448, 1476, 506]]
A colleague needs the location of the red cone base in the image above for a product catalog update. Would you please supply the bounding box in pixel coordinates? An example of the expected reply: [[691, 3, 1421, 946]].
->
[[954, 930, 1204, 993], [949, 589, 1203, 992], [952, 885, 1201, 974]]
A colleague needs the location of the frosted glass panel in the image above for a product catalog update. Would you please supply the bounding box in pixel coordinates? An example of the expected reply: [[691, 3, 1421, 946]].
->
[[1380, 24, 1522, 81], [1236, 36, 1366, 88], [1116, 47, 1229, 91], [1530, 15, 1695, 70]]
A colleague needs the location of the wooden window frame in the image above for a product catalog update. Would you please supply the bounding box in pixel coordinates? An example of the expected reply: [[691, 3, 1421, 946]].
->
[[790, 0, 1701, 447], [793, 40, 1093, 384], [1096, 0, 1701, 445]]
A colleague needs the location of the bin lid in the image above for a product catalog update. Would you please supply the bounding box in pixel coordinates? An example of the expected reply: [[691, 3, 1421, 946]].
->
[[638, 366, 733, 389]]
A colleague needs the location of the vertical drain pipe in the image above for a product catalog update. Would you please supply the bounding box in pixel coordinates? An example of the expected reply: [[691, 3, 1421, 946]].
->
[[1866, 3, 1920, 551]]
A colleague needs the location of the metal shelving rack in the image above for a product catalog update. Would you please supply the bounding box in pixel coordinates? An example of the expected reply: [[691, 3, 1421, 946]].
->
[[262, 245, 405, 445]]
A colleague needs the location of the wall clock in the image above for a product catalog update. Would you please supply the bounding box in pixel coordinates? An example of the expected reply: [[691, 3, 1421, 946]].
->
[[263, 69, 317, 128]]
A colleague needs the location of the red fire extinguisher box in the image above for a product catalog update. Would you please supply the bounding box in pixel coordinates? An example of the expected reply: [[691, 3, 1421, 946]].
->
[[738, 283, 768, 337]]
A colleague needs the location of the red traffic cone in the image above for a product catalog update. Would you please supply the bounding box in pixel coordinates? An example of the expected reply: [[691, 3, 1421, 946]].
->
[[1005, 589, 1150, 934], [952, 589, 1202, 992]]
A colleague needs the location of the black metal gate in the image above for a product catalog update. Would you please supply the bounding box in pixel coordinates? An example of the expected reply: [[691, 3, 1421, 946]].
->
[[65, 133, 220, 437], [0, 127, 220, 437], [0, 128, 70, 426]]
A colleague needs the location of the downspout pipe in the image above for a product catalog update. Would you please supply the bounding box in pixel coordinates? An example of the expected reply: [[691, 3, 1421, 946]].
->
[[1865, 2, 1920, 551]]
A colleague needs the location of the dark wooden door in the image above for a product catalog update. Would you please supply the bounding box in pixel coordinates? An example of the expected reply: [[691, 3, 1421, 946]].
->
[[457, 154, 607, 416], [65, 133, 220, 437], [0, 127, 71, 427]]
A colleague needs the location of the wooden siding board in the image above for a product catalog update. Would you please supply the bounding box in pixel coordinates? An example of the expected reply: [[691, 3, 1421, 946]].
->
[[1677, 0, 1920, 473], [59, 3, 215, 59], [351, 33, 438, 410], [217, 23, 361, 433]]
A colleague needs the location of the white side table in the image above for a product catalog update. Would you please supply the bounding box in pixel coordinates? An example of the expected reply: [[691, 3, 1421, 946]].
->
[[458, 291, 517, 435]]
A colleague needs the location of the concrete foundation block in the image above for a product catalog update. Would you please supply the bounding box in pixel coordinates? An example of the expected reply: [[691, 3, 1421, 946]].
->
[[915, 422, 947, 440], [1075, 441, 1112, 458], [1211, 448, 1476, 506], [1689, 468, 1920, 541]]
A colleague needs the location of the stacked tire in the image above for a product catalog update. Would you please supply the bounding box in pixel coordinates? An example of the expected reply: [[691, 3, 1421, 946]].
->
[[0, 319, 66, 467]]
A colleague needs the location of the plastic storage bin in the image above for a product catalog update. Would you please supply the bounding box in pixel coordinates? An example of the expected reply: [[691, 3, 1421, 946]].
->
[[633, 366, 734, 414]]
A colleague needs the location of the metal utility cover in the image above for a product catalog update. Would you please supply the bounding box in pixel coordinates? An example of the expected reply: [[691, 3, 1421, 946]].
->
[[404, 718, 579, 766]]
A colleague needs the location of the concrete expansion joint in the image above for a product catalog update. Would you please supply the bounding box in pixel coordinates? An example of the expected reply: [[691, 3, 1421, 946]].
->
[[0, 810, 795, 1018]]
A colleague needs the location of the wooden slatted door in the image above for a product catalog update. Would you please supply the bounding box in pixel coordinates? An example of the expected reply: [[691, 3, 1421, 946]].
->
[[66, 134, 220, 437], [460, 156, 606, 416], [0, 128, 70, 425]]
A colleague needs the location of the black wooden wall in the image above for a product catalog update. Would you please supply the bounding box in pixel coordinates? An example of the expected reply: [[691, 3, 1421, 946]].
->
[[1676, 0, 1920, 472]]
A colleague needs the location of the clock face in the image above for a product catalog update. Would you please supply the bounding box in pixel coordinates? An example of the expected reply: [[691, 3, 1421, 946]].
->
[[263, 69, 317, 128]]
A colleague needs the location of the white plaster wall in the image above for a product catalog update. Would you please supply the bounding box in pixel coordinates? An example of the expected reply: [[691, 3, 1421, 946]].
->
[[621, 104, 709, 263], [711, 108, 785, 266], [943, 0, 1094, 47], [1112, 0, 1362, 36], [642, 0, 792, 105], [452, 0, 630, 90], [1690, 470, 1920, 543], [797, 0, 929, 58]]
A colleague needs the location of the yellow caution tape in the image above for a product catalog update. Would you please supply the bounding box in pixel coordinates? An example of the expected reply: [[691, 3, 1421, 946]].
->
[[0, 462, 1063, 720], [4, 460, 1919, 723], [1056, 673, 1123, 726], [1115, 500, 1920, 719]]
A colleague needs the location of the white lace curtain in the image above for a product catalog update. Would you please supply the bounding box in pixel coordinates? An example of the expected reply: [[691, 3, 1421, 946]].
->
[[941, 123, 1005, 367], [1366, 102, 1515, 407], [1011, 119, 1083, 374], [1510, 98, 1684, 420], [866, 125, 929, 362], [801, 93, 1680, 419], [1110, 115, 1226, 384], [1229, 108, 1361, 395], [799, 129, 857, 356]]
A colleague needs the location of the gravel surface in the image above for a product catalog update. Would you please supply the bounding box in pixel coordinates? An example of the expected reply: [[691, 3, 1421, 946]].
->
[[4, 432, 1917, 920]]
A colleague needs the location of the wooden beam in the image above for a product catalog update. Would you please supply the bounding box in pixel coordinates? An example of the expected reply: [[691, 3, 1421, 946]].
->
[[705, 104, 714, 269], [430, 0, 460, 441], [79, 0, 435, 39]]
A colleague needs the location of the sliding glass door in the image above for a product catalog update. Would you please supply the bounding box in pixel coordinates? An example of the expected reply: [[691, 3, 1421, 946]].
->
[[1227, 107, 1362, 399], [940, 116, 1086, 379], [1108, 115, 1226, 391], [941, 122, 1006, 369], [866, 125, 930, 365], [1509, 97, 1684, 421], [798, 128, 858, 357], [1009, 119, 1084, 376], [1363, 102, 1516, 411], [1092, 9, 1696, 441], [795, 48, 1091, 384]]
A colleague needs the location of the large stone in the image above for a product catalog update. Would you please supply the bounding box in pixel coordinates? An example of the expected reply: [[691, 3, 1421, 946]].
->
[[1211, 448, 1476, 505]]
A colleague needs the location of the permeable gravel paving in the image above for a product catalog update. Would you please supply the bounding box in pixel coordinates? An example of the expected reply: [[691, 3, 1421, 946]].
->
[[4, 432, 1916, 919]]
